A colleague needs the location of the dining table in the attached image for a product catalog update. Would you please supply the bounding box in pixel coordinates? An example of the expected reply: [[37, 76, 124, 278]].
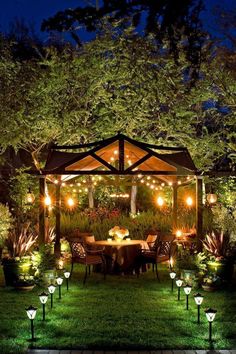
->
[[92, 239, 149, 273]]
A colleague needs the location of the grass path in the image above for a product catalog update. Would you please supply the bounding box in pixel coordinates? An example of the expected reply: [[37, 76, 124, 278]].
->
[[0, 265, 236, 353]]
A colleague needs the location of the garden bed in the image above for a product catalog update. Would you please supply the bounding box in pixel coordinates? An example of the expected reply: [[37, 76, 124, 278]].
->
[[0, 264, 235, 353]]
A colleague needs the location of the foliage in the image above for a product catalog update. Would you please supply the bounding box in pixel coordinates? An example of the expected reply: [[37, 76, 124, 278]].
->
[[211, 204, 236, 242], [202, 273, 222, 288], [4, 223, 37, 258], [176, 248, 199, 271], [37, 244, 56, 273], [0, 203, 12, 247], [202, 231, 230, 260]]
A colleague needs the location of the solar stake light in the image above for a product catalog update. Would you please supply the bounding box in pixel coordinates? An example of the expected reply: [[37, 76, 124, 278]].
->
[[39, 292, 48, 321], [169, 270, 176, 292], [25, 305, 37, 341], [48, 284, 56, 308], [64, 270, 71, 291], [56, 276, 63, 299], [205, 308, 217, 341], [183, 284, 192, 310], [176, 279, 183, 301], [194, 293, 204, 324]]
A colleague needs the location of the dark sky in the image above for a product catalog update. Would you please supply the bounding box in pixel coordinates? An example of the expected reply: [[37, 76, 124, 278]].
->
[[0, 0, 234, 42]]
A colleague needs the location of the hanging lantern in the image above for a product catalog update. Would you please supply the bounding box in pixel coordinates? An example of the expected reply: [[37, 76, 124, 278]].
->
[[25, 188, 35, 205], [156, 196, 164, 207], [207, 193, 217, 205], [186, 196, 193, 207], [44, 195, 51, 206]]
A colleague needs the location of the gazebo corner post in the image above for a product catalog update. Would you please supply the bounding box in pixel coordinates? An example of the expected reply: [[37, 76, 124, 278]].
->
[[39, 176, 46, 246], [54, 182, 61, 257], [172, 183, 178, 231], [196, 176, 203, 252], [130, 177, 137, 215], [88, 176, 94, 209]]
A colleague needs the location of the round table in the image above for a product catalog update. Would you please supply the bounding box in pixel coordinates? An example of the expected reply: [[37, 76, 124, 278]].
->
[[92, 240, 149, 273]]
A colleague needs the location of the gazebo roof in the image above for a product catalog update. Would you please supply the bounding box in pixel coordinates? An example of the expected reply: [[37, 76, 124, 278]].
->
[[42, 133, 198, 182]]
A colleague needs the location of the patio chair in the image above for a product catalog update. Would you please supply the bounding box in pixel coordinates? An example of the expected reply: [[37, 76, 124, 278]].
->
[[145, 233, 159, 250], [69, 238, 106, 284], [137, 234, 176, 280]]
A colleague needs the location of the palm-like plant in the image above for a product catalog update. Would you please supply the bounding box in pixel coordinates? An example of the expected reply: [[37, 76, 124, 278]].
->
[[5, 224, 38, 258], [203, 231, 229, 260]]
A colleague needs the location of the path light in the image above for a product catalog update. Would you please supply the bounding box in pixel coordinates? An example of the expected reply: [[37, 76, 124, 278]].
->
[[194, 293, 204, 324], [64, 270, 71, 291], [183, 284, 192, 310], [205, 308, 217, 341], [176, 279, 183, 301], [169, 270, 176, 292], [25, 305, 37, 341], [39, 292, 48, 321], [48, 284, 56, 308], [56, 276, 63, 299]]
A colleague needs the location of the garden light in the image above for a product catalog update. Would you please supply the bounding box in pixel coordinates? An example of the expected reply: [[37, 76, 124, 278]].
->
[[26, 188, 35, 205], [186, 196, 193, 207], [205, 308, 217, 341], [176, 230, 183, 238], [157, 196, 164, 207], [48, 284, 56, 308], [64, 270, 71, 291], [25, 305, 37, 341], [206, 193, 217, 205], [194, 293, 204, 324], [169, 256, 174, 269], [169, 270, 176, 292], [39, 292, 48, 321], [67, 197, 75, 208], [176, 279, 183, 300], [56, 276, 63, 299], [44, 195, 51, 206], [183, 284, 192, 310]]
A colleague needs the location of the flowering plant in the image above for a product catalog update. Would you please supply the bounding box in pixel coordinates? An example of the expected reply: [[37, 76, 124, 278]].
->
[[108, 226, 129, 241]]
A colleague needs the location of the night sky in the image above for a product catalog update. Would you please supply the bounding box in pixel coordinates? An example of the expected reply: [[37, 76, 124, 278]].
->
[[0, 0, 234, 41]]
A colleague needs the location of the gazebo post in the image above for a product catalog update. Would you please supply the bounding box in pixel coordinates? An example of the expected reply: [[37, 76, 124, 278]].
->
[[39, 176, 46, 245], [172, 184, 178, 230], [196, 176, 203, 251], [54, 183, 61, 256]]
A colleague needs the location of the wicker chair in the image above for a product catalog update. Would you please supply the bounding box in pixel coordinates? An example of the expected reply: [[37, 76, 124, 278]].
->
[[69, 238, 106, 284], [137, 234, 176, 280]]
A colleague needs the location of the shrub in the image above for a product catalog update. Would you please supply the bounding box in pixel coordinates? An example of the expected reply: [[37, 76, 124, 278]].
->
[[0, 203, 12, 247]]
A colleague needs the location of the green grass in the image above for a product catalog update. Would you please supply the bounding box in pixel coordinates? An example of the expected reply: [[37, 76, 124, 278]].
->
[[0, 265, 236, 353]]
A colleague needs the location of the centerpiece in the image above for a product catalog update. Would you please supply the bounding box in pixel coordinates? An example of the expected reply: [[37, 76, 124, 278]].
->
[[108, 226, 129, 242]]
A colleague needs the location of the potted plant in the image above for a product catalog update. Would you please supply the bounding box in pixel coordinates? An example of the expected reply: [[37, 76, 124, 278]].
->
[[203, 231, 235, 281], [176, 248, 199, 284], [202, 273, 222, 292], [1, 224, 38, 286]]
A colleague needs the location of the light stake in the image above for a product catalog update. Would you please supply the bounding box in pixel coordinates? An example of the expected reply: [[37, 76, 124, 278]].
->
[[194, 293, 204, 324], [48, 284, 56, 308], [56, 276, 63, 299], [39, 292, 48, 321], [64, 270, 71, 291], [176, 279, 183, 301], [205, 308, 217, 341], [169, 270, 176, 292], [25, 305, 37, 341], [183, 284, 192, 310]]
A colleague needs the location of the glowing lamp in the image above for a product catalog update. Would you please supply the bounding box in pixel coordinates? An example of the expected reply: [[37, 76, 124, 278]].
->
[[176, 279, 183, 301], [39, 292, 48, 321], [44, 196, 51, 206], [64, 270, 71, 291], [67, 197, 75, 208], [157, 196, 164, 207], [176, 230, 183, 238], [205, 308, 217, 341], [48, 284, 56, 308], [194, 293, 204, 324], [169, 270, 176, 292], [183, 284, 192, 310], [207, 193, 217, 205], [186, 196, 193, 207], [26, 188, 35, 205], [56, 277, 63, 299], [25, 305, 37, 341]]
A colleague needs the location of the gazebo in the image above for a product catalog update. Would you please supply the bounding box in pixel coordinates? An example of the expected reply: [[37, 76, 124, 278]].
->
[[38, 133, 203, 253]]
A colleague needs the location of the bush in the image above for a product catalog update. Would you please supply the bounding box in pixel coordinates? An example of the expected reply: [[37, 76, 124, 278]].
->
[[0, 203, 12, 247]]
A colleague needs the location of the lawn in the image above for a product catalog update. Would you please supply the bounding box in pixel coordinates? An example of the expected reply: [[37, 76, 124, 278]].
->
[[0, 264, 236, 354]]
